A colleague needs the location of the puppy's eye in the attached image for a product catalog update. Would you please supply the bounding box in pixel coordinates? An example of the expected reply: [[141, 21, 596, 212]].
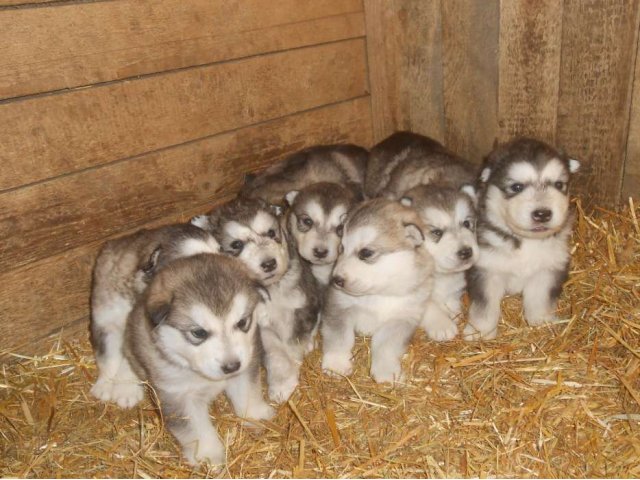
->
[[230, 240, 244, 252], [509, 183, 525, 193], [554, 181, 565, 191], [190, 328, 208, 340], [358, 248, 374, 261], [431, 229, 444, 241], [235, 316, 252, 333], [335, 224, 344, 237], [462, 220, 473, 230], [303, 217, 313, 227], [266, 228, 276, 238]]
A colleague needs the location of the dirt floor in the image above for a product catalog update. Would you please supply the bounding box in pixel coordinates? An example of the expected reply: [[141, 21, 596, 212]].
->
[[2, 200, 639, 478]]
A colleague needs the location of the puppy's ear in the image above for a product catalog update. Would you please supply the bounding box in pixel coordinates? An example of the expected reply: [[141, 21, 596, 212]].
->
[[254, 282, 271, 303], [270, 204, 284, 217], [480, 167, 492, 183], [145, 273, 173, 326], [460, 184, 478, 206], [190, 214, 210, 230], [148, 301, 171, 327], [285, 190, 299, 206], [568, 158, 581, 173], [141, 246, 162, 275], [403, 222, 424, 247], [400, 196, 413, 207]]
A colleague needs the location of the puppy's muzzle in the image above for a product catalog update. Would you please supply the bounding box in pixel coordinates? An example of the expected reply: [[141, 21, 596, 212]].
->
[[221, 361, 241, 375], [532, 208, 552, 223], [457, 246, 473, 261], [261, 258, 277, 273], [313, 247, 328, 259]]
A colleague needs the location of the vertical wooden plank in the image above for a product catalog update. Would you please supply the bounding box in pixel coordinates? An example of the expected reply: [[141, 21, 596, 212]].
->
[[498, 0, 563, 143], [623, 40, 640, 201], [557, 0, 640, 207], [365, 0, 444, 143], [442, 0, 500, 163]]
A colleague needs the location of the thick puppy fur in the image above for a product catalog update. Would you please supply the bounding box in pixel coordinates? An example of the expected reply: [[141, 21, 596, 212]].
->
[[242, 143, 368, 205], [321, 199, 434, 383], [90, 224, 220, 405], [122, 255, 274, 466], [464, 137, 580, 340], [366, 131, 476, 199], [400, 184, 479, 341], [191, 197, 321, 403], [285, 182, 362, 287]]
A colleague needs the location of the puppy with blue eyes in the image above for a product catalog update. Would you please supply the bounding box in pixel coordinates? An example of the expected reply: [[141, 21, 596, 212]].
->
[[400, 184, 479, 341], [285, 182, 361, 287], [464, 137, 580, 340], [321, 199, 434, 383], [90, 224, 221, 407], [191, 197, 321, 403], [124, 254, 274, 466]]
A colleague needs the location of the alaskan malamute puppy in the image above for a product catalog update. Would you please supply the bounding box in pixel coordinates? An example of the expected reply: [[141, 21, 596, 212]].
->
[[400, 184, 479, 341], [243, 143, 368, 205], [464, 137, 580, 340], [191, 197, 321, 402], [124, 255, 274, 465], [321, 199, 434, 383], [285, 182, 361, 287], [366, 131, 475, 199], [90, 224, 220, 406]]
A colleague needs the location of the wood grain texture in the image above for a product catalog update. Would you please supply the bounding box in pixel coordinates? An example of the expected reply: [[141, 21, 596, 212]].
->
[[364, 0, 444, 143], [623, 38, 640, 201], [1, 39, 368, 191], [556, 0, 640, 207], [0, 97, 372, 275], [0, 0, 364, 100], [498, 0, 563, 143], [441, 0, 499, 163]]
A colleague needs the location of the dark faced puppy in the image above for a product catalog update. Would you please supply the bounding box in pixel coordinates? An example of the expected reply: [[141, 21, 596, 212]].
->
[[464, 137, 580, 340], [285, 182, 362, 286]]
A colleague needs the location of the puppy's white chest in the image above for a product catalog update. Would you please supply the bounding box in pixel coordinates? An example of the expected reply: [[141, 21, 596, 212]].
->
[[311, 263, 333, 286], [341, 293, 425, 335]]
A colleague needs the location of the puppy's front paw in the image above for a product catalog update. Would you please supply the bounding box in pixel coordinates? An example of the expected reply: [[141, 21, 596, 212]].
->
[[268, 375, 298, 404], [91, 378, 144, 408], [183, 436, 225, 467], [370, 361, 403, 384], [462, 322, 497, 341], [423, 315, 458, 342], [322, 352, 353, 377], [525, 312, 559, 327]]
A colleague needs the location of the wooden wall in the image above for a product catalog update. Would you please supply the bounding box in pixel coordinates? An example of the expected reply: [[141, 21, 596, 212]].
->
[[365, 0, 640, 207], [0, 0, 372, 353]]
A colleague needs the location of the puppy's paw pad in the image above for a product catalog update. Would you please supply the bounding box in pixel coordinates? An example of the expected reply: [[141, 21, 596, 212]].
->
[[268, 376, 298, 404], [322, 353, 353, 377]]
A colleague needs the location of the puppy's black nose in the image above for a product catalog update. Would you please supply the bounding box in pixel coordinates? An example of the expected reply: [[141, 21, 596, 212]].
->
[[313, 247, 328, 259], [261, 258, 277, 273], [457, 246, 473, 261], [332, 275, 345, 288], [221, 361, 241, 375], [532, 208, 552, 223]]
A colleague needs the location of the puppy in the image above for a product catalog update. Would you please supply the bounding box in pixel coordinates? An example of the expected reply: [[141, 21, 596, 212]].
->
[[366, 131, 475, 199], [123, 254, 274, 465], [400, 185, 479, 341], [285, 182, 361, 287], [464, 137, 580, 340], [321, 199, 434, 383], [90, 224, 220, 406], [243, 143, 368, 205], [191, 197, 321, 402]]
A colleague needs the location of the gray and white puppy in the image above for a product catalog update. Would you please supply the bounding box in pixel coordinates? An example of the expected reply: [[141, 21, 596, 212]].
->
[[464, 137, 580, 340], [243, 143, 368, 205], [123, 254, 274, 466], [285, 182, 361, 287], [90, 224, 221, 406], [191, 197, 321, 403], [321, 199, 434, 383], [366, 131, 475, 199], [400, 184, 479, 341]]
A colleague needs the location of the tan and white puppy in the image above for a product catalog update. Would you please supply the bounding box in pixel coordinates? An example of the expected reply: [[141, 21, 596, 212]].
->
[[285, 182, 361, 287], [400, 185, 479, 341], [464, 137, 580, 340], [366, 131, 475, 199], [321, 199, 434, 383], [122, 254, 274, 466], [243, 143, 368, 205], [90, 224, 220, 406], [191, 197, 321, 403]]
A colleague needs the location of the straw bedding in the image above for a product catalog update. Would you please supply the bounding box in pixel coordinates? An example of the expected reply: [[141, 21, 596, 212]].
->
[[2, 199, 639, 478]]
